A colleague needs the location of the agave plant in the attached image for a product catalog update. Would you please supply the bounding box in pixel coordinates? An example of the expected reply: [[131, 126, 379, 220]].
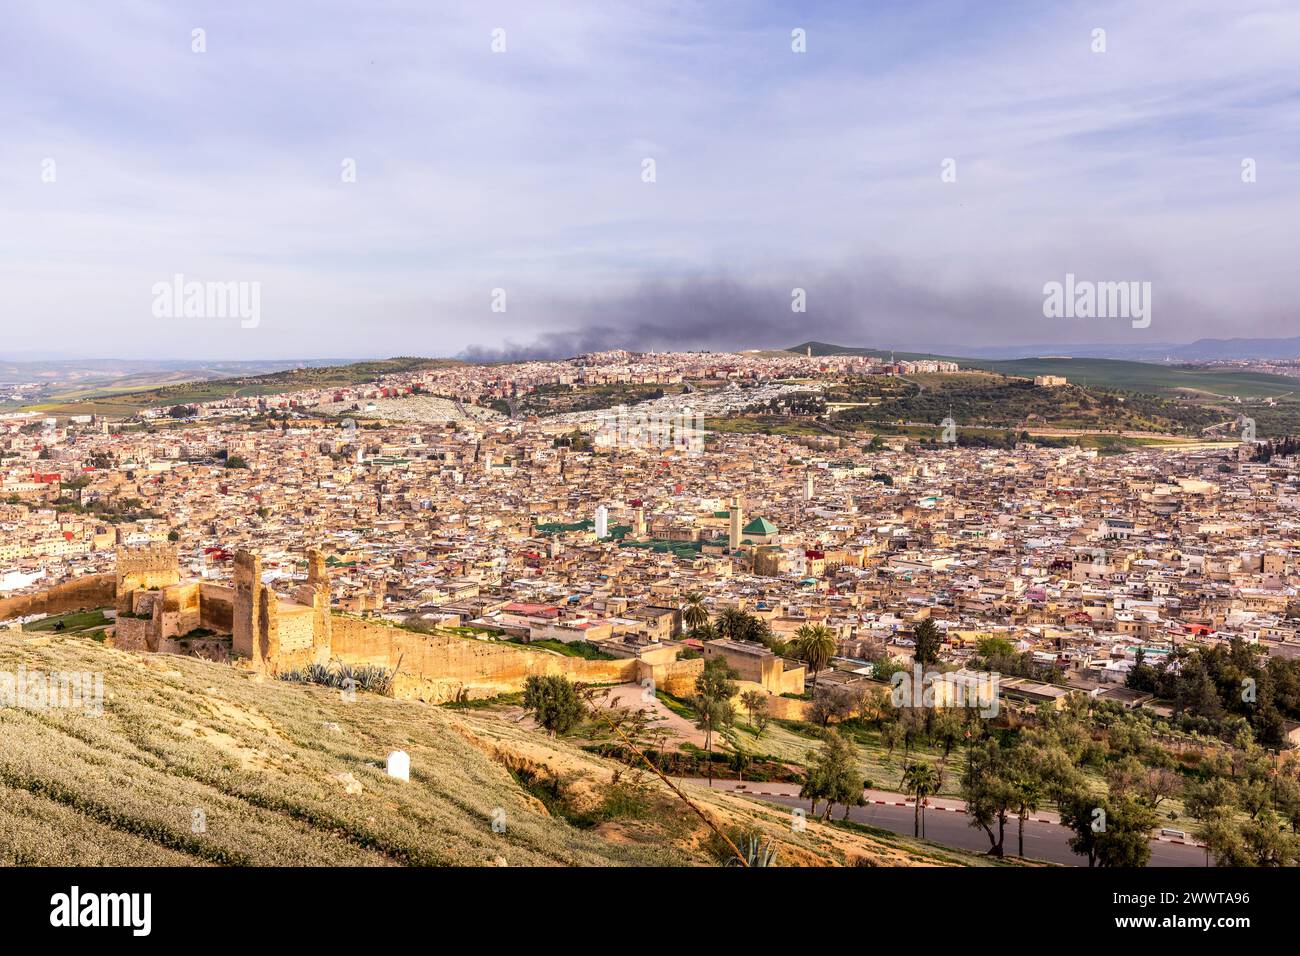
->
[[275, 660, 395, 696], [306, 662, 333, 686], [727, 833, 778, 867], [353, 664, 395, 695]]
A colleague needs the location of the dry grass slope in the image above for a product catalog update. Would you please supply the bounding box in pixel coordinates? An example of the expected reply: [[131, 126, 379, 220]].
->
[[0, 632, 1017, 866]]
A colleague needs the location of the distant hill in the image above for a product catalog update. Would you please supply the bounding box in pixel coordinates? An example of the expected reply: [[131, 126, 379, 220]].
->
[[1168, 336, 1300, 361], [29, 357, 461, 416], [790, 342, 1299, 398], [1, 359, 352, 413], [792, 336, 1300, 362]]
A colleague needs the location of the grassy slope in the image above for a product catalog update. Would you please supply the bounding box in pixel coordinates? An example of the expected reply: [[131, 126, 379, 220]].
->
[[0, 631, 673, 866], [0, 631, 1008, 866]]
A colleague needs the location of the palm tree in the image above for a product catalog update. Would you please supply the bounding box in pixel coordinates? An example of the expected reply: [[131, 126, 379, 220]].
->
[[739, 690, 767, 729], [691, 620, 720, 642], [902, 763, 941, 838], [791, 623, 836, 686], [716, 607, 749, 640], [681, 591, 709, 632]]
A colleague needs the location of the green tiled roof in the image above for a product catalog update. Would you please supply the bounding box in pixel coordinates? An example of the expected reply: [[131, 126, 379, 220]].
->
[[742, 516, 777, 535]]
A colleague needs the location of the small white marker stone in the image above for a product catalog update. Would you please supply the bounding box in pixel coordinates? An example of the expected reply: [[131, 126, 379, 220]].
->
[[387, 750, 410, 782]]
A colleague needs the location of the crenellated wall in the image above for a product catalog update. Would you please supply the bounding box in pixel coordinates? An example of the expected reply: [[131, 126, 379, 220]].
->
[[114, 544, 180, 613]]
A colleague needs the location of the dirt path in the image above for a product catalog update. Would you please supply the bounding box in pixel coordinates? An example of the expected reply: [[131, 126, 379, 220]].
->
[[598, 684, 708, 747]]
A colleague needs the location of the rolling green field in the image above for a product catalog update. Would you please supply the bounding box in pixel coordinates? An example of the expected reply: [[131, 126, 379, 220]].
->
[[794, 342, 1300, 399], [971, 357, 1298, 399], [0, 630, 684, 865]]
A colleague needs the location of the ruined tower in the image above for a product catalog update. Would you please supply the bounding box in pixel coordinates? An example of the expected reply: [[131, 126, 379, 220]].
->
[[114, 543, 180, 614], [232, 550, 265, 665], [302, 548, 332, 654]]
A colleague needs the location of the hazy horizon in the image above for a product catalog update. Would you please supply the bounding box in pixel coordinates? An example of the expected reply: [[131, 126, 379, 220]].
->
[[3, 0, 1297, 360]]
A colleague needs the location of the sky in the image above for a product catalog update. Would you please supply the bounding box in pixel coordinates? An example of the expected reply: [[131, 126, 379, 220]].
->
[[1, 0, 1297, 360]]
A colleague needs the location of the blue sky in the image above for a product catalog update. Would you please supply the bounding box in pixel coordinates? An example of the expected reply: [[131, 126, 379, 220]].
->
[[1, 0, 1297, 359]]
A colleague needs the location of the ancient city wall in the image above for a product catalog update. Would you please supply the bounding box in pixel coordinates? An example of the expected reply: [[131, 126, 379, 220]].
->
[[640, 657, 703, 698], [231, 551, 262, 662], [0, 573, 115, 622], [329, 614, 640, 703], [157, 583, 202, 640], [199, 583, 234, 633], [276, 606, 316, 652], [113, 615, 154, 653], [733, 679, 811, 720]]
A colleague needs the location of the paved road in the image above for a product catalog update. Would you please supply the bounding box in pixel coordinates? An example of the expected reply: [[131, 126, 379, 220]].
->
[[686, 779, 1208, 867]]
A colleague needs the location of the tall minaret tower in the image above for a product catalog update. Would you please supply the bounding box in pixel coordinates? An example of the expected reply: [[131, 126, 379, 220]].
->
[[805, 470, 814, 501], [728, 495, 743, 550], [595, 504, 608, 539]]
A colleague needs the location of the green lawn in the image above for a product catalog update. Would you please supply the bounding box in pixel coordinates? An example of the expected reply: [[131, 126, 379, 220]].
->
[[509, 638, 616, 660], [23, 609, 110, 633]]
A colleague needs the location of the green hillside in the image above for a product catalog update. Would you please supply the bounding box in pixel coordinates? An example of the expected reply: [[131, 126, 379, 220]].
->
[[792, 342, 1299, 398], [973, 357, 1297, 399]]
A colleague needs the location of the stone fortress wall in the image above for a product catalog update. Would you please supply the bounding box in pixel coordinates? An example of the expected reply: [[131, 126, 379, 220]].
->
[[2, 542, 703, 703], [0, 573, 116, 622]]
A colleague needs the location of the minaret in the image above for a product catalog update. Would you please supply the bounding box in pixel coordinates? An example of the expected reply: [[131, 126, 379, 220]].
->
[[728, 495, 743, 550], [805, 470, 814, 501], [632, 501, 646, 539], [595, 504, 608, 539]]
